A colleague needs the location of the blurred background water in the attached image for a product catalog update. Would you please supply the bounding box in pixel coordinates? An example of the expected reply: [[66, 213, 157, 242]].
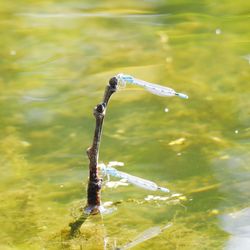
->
[[0, 0, 250, 249]]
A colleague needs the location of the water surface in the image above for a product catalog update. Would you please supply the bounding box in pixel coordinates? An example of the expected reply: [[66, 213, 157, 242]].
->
[[0, 0, 250, 249]]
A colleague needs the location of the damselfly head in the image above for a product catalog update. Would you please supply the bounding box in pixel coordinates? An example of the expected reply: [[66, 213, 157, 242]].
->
[[116, 73, 135, 88], [116, 73, 127, 88], [98, 163, 107, 176]]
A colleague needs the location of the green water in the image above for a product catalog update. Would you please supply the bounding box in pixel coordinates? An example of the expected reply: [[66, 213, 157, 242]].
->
[[1, 1, 250, 249]]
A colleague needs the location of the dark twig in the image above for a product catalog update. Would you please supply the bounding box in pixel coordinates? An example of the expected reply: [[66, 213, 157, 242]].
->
[[69, 77, 118, 236], [85, 77, 118, 214]]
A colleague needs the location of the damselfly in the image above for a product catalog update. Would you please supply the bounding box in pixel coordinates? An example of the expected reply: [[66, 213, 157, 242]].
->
[[99, 163, 170, 193], [116, 73, 188, 99]]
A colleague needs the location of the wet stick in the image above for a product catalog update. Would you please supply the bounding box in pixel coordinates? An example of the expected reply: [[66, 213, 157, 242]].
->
[[85, 77, 118, 214], [69, 77, 118, 237]]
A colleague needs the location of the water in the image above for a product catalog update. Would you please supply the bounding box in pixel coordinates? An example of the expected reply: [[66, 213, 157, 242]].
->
[[0, 0, 250, 249]]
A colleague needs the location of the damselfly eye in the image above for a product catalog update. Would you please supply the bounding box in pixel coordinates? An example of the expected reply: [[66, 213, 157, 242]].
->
[[116, 74, 127, 88]]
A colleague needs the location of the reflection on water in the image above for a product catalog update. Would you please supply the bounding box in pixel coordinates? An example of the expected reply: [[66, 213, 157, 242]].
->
[[213, 149, 250, 250], [221, 208, 250, 250], [0, 0, 250, 249], [119, 223, 173, 250]]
